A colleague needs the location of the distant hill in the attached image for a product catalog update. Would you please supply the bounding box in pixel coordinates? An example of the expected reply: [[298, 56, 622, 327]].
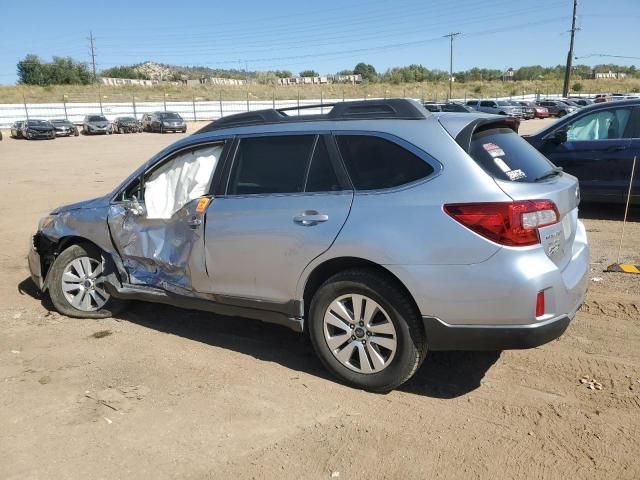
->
[[130, 61, 251, 81]]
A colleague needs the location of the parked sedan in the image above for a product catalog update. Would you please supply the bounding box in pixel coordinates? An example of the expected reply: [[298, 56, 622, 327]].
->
[[508, 101, 534, 119], [83, 115, 112, 135], [22, 119, 56, 140], [568, 97, 594, 107], [423, 102, 474, 113], [113, 117, 142, 134], [536, 100, 578, 117], [524, 99, 639, 204], [142, 112, 187, 133], [518, 101, 550, 119], [10, 120, 25, 138], [50, 119, 79, 137], [465, 99, 524, 118]]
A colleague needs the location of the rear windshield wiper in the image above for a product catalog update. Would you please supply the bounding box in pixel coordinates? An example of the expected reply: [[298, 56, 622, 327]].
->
[[534, 166, 563, 182]]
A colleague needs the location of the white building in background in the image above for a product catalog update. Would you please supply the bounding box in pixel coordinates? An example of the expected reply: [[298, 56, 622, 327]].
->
[[100, 77, 156, 87], [594, 70, 627, 80]]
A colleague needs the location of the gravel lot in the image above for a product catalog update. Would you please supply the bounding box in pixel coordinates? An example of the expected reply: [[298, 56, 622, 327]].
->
[[1, 119, 639, 479]]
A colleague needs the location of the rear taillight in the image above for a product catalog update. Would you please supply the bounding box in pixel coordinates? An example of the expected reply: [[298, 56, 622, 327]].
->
[[443, 200, 559, 246]]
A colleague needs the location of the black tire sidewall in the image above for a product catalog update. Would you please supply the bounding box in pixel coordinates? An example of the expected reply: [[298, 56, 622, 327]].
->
[[47, 244, 126, 319], [308, 272, 424, 392]]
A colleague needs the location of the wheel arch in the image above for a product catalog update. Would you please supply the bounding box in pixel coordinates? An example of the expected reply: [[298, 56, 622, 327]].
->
[[39, 235, 111, 291], [302, 256, 421, 322]]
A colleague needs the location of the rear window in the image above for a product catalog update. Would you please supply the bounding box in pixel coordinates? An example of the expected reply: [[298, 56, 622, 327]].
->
[[468, 128, 554, 182]]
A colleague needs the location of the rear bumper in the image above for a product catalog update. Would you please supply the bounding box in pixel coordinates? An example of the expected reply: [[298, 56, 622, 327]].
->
[[423, 313, 572, 351]]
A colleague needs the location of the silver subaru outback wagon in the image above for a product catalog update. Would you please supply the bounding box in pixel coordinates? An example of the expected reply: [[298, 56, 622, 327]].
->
[[28, 99, 589, 391]]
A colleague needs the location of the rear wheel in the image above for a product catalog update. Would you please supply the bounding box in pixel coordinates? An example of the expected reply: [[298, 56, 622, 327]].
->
[[309, 269, 426, 392], [47, 244, 128, 319], [558, 110, 567, 118]]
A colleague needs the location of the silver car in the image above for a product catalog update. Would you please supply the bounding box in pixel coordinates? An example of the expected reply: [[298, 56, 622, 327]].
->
[[27, 99, 589, 392], [466, 99, 524, 118]]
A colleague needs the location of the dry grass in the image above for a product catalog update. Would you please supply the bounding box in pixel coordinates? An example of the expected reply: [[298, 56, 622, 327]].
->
[[1, 79, 638, 104]]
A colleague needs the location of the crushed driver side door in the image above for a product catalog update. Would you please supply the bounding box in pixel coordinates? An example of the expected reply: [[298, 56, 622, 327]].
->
[[107, 141, 229, 293]]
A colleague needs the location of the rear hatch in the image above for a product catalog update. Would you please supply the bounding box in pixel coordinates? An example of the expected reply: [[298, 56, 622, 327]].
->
[[452, 117, 580, 270]]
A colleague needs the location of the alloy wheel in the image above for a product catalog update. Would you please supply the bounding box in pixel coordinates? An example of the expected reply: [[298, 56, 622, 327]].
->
[[60, 256, 110, 311], [323, 294, 397, 374]]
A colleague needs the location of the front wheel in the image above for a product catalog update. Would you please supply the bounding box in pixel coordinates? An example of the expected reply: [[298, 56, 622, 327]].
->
[[557, 110, 567, 118], [308, 269, 426, 392], [47, 244, 128, 319]]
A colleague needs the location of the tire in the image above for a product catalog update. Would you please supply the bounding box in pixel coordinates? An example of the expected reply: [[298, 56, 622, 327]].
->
[[308, 269, 426, 392], [74, 128, 79, 136], [160, 125, 164, 134], [47, 243, 128, 319], [557, 110, 567, 118]]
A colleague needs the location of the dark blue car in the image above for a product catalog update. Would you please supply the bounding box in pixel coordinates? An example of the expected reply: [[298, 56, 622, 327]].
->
[[524, 99, 640, 204]]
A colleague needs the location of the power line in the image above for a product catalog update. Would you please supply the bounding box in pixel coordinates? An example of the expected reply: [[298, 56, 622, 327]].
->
[[443, 32, 461, 100], [88, 31, 97, 81], [562, 0, 578, 97]]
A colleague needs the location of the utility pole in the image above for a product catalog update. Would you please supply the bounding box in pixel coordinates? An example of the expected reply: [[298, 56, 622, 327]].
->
[[443, 32, 461, 100], [88, 31, 97, 81], [562, 0, 578, 97]]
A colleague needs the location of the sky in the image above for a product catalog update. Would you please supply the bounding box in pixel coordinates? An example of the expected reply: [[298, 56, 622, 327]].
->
[[1, 0, 639, 84]]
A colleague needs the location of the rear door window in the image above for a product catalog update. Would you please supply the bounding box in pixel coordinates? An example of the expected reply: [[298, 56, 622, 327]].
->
[[468, 128, 554, 182], [336, 135, 434, 190]]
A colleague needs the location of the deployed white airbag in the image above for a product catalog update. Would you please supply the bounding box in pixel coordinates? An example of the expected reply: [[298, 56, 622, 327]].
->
[[144, 145, 222, 219]]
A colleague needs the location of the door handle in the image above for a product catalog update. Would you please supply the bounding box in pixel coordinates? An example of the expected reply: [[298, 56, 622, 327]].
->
[[293, 211, 329, 225], [188, 217, 202, 229]]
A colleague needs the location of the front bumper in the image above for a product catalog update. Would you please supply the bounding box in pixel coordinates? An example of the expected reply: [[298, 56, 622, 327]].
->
[[55, 128, 74, 136], [28, 235, 44, 290], [423, 313, 573, 351]]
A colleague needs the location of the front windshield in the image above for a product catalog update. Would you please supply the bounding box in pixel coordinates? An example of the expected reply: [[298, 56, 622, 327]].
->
[[496, 101, 511, 106], [27, 120, 50, 126], [88, 116, 107, 122], [159, 112, 181, 119], [51, 119, 69, 124], [119, 117, 136, 122]]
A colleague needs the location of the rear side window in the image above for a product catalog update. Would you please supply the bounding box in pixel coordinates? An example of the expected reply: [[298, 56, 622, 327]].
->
[[336, 135, 434, 190], [228, 135, 315, 195], [468, 128, 554, 183]]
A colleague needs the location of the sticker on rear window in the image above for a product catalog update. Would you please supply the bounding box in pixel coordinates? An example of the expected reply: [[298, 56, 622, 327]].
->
[[505, 169, 526, 181], [493, 157, 511, 173], [482, 143, 505, 158]]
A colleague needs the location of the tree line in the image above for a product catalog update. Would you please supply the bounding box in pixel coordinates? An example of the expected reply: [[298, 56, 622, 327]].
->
[[15, 55, 640, 86]]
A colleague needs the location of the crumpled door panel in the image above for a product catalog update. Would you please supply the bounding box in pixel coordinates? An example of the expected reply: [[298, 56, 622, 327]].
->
[[108, 198, 207, 291]]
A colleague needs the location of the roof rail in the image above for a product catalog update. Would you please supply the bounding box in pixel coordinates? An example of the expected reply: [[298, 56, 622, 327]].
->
[[195, 98, 429, 134]]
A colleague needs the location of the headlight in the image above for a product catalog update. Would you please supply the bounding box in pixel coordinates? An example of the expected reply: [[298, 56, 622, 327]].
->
[[38, 215, 56, 230]]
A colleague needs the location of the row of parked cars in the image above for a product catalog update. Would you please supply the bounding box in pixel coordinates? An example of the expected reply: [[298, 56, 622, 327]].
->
[[426, 96, 633, 121], [7, 111, 187, 139]]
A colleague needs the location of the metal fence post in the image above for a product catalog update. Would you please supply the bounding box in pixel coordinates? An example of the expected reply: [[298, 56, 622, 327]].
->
[[23, 94, 29, 120], [63, 94, 68, 120], [163, 92, 167, 112], [99, 94, 103, 115], [297, 90, 300, 115], [320, 88, 324, 114], [219, 91, 224, 118], [342, 89, 345, 102], [192, 95, 197, 121], [246, 91, 250, 112], [272, 89, 276, 109], [132, 96, 137, 119]]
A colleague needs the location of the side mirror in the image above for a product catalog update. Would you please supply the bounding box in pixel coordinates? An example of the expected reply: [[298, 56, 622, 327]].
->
[[127, 197, 146, 216], [551, 129, 567, 144]]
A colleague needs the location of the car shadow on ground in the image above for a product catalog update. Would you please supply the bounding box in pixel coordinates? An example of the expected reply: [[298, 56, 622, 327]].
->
[[579, 203, 639, 222], [18, 277, 499, 399]]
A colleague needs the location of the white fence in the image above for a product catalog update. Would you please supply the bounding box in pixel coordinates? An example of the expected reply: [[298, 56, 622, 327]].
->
[[0, 93, 596, 128]]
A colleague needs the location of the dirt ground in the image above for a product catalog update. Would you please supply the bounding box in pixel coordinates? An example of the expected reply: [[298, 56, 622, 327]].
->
[[0, 119, 639, 480]]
